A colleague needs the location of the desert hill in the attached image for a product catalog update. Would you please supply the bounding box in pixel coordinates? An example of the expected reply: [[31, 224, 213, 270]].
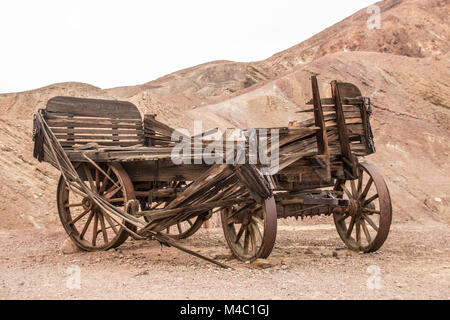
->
[[0, 0, 448, 229], [256, 0, 450, 77]]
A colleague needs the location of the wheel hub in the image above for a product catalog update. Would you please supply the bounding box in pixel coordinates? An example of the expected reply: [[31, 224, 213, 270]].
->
[[347, 198, 360, 217], [82, 197, 95, 210]]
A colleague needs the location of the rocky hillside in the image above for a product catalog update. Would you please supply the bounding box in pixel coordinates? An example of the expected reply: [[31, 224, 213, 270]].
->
[[0, 0, 448, 229], [256, 0, 450, 76]]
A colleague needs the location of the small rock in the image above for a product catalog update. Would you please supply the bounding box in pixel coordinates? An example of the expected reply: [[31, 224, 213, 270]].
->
[[134, 270, 149, 277], [60, 238, 82, 254], [252, 259, 274, 269], [281, 284, 287, 290], [332, 251, 339, 259], [305, 249, 314, 254]]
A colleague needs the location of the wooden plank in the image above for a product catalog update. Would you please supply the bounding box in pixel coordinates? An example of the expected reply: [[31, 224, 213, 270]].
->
[[48, 122, 142, 129], [305, 97, 364, 106], [60, 140, 144, 147], [311, 76, 329, 155], [55, 135, 143, 140], [46, 96, 142, 119], [331, 80, 357, 179], [337, 82, 362, 98], [50, 128, 143, 134], [46, 117, 141, 125]]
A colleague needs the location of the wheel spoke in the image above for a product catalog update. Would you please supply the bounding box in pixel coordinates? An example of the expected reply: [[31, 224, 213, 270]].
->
[[235, 223, 246, 243], [104, 186, 122, 200], [98, 212, 109, 243], [357, 168, 363, 194], [243, 229, 249, 254], [362, 213, 378, 231], [177, 222, 182, 234], [107, 197, 125, 204], [64, 202, 83, 208], [364, 194, 379, 206], [363, 207, 380, 214], [359, 177, 373, 200], [187, 219, 193, 227], [251, 215, 264, 225], [92, 212, 99, 246], [226, 215, 239, 225], [346, 215, 355, 238], [249, 227, 257, 255], [95, 168, 100, 192], [361, 219, 372, 244], [350, 179, 357, 197], [341, 184, 353, 199], [102, 211, 119, 234], [251, 223, 262, 246], [98, 167, 112, 194], [80, 210, 94, 239], [70, 208, 90, 225], [356, 220, 361, 247], [83, 164, 96, 191]]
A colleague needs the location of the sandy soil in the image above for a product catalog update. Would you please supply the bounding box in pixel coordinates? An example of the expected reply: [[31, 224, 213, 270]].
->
[[1, 220, 448, 300]]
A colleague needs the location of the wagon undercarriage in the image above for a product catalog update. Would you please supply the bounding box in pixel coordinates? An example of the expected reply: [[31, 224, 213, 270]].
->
[[32, 76, 392, 266]]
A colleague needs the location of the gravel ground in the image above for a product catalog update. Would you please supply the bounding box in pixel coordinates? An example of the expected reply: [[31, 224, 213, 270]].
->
[[0, 220, 449, 300]]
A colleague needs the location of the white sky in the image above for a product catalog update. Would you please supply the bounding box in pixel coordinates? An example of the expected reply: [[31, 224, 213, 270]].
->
[[0, 0, 375, 93]]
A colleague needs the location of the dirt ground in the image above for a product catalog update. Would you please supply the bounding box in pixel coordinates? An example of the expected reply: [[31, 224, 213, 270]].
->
[[1, 219, 448, 300]]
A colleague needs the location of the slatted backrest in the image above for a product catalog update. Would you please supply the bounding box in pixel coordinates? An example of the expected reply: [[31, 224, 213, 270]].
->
[[45, 96, 144, 148], [336, 82, 362, 98]]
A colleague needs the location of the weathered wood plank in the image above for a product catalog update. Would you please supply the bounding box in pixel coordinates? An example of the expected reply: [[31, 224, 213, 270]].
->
[[51, 128, 144, 134], [331, 80, 357, 179], [55, 135, 143, 140], [311, 76, 329, 155], [46, 96, 142, 119]]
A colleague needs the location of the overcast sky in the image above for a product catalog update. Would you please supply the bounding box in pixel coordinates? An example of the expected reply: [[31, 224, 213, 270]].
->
[[0, 0, 376, 93]]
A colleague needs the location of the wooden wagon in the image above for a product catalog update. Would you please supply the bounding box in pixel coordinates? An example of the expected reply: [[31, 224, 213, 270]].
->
[[32, 76, 392, 264]]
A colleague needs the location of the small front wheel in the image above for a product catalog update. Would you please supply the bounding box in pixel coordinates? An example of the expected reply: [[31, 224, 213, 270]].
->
[[221, 197, 277, 262]]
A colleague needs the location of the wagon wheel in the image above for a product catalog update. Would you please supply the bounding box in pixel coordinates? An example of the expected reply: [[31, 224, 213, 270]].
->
[[142, 181, 206, 240], [57, 162, 137, 251], [162, 215, 206, 239], [221, 197, 277, 262], [333, 162, 392, 252]]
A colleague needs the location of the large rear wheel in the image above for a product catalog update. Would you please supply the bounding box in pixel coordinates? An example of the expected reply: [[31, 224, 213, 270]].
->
[[57, 162, 136, 251], [333, 162, 392, 252]]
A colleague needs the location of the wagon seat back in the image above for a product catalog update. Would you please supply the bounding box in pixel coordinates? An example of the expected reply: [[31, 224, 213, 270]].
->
[[43, 96, 144, 150]]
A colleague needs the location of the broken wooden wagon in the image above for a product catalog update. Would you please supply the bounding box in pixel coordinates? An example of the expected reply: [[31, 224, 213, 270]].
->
[[32, 76, 392, 263]]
